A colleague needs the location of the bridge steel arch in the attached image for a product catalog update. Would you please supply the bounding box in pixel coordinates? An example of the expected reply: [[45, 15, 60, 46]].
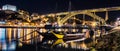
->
[[58, 11, 105, 26], [39, 7, 120, 26]]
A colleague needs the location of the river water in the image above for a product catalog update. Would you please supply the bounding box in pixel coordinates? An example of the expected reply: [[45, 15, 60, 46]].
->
[[0, 28, 101, 51]]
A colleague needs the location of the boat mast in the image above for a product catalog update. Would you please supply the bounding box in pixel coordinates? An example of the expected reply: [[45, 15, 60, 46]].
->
[[68, 1, 72, 24]]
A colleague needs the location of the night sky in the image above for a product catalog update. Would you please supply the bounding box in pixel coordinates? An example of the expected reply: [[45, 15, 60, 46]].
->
[[0, 0, 120, 14]]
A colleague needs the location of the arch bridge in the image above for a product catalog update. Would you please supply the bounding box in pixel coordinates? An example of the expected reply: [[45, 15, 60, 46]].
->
[[40, 7, 120, 26]]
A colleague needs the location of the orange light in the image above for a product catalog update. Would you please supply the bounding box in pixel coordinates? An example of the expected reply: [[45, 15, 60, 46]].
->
[[91, 22, 96, 27], [41, 15, 45, 18]]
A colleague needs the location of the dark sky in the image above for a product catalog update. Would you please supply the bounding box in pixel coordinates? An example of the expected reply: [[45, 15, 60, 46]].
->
[[0, 0, 120, 14]]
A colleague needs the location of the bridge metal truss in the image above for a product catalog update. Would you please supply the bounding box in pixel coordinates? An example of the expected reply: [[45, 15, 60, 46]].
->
[[58, 11, 105, 25], [40, 7, 120, 26]]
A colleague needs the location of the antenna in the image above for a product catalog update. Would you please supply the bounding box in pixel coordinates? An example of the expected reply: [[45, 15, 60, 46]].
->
[[68, 1, 71, 12], [68, 1, 71, 24]]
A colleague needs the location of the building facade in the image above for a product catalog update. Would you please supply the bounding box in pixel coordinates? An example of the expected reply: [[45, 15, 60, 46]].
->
[[2, 4, 17, 11]]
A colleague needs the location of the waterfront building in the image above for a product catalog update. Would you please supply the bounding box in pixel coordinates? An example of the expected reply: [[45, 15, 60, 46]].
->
[[2, 4, 17, 11]]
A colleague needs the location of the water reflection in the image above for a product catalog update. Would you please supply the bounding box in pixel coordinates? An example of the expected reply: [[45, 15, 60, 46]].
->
[[40, 38, 96, 51], [0, 41, 16, 51], [0, 28, 43, 51], [0, 28, 5, 41], [0, 28, 16, 51], [0, 28, 97, 51]]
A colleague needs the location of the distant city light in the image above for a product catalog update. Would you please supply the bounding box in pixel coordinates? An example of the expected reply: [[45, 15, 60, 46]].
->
[[115, 17, 120, 26], [117, 18, 120, 21], [41, 15, 45, 18]]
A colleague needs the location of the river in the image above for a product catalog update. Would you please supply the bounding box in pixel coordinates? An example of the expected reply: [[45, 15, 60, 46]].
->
[[0, 28, 119, 51]]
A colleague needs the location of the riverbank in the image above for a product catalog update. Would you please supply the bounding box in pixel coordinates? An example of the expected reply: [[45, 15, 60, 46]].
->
[[90, 31, 120, 51]]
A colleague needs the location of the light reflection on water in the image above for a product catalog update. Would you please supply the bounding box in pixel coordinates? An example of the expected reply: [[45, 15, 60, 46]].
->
[[0, 28, 96, 51], [41, 38, 94, 50], [0, 28, 5, 40], [0, 41, 16, 51], [0, 28, 17, 51]]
